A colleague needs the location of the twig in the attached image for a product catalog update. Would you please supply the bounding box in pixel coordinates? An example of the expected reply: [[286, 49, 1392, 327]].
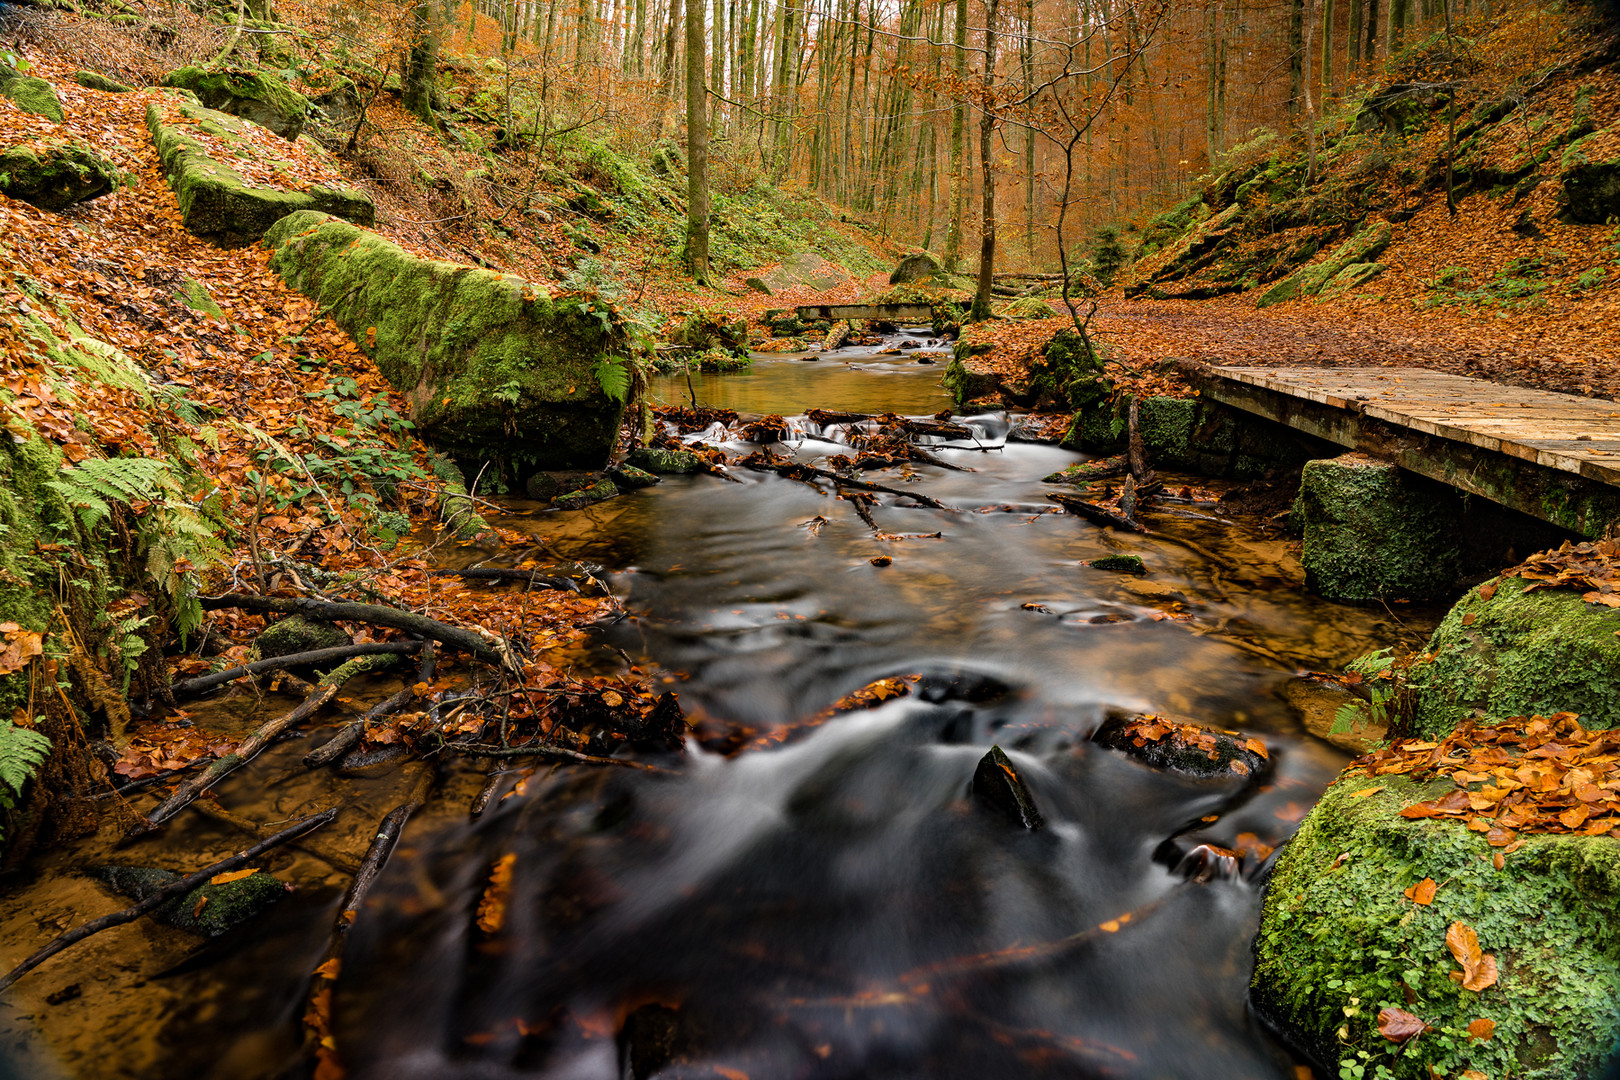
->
[[170, 642, 421, 699], [0, 809, 337, 993], [449, 743, 665, 771], [429, 567, 579, 592], [301, 643, 436, 768]]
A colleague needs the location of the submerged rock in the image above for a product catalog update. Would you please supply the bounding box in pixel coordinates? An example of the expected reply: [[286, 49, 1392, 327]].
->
[[971, 745, 1044, 829], [95, 865, 292, 937], [1252, 770, 1620, 1080], [1093, 714, 1267, 780], [0, 141, 120, 210], [553, 478, 618, 510], [1085, 554, 1146, 575]]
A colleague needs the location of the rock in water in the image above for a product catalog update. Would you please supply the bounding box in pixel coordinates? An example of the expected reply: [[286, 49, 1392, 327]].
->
[[94, 865, 292, 937], [971, 745, 1044, 829]]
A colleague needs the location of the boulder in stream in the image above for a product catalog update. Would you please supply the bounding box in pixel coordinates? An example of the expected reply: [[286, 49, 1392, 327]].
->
[[626, 446, 709, 474], [608, 463, 661, 489], [1093, 713, 1268, 780], [971, 745, 1044, 829], [95, 865, 292, 937], [552, 478, 619, 510], [254, 614, 350, 658]]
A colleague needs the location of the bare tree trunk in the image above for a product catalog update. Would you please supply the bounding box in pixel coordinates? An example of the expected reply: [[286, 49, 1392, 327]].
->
[[1288, 0, 1304, 118], [1303, 0, 1318, 187], [403, 0, 441, 128], [970, 0, 1000, 322], [943, 0, 968, 271], [685, 0, 711, 283]]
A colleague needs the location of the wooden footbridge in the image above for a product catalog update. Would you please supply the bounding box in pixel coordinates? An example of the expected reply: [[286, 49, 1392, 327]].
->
[[1194, 365, 1620, 536], [794, 303, 936, 324]]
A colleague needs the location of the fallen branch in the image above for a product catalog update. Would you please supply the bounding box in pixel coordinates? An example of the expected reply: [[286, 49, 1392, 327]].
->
[[449, 742, 665, 771], [1046, 491, 1150, 533], [191, 801, 360, 874], [430, 567, 579, 592], [739, 453, 957, 511], [302, 643, 436, 768], [135, 654, 402, 831], [171, 642, 421, 699], [0, 809, 337, 993], [200, 594, 502, 664]]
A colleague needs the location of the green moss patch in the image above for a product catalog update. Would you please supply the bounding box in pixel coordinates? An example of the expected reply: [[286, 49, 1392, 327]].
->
[[1, 77, 64, 123], [1257, 220, 1392, 307], [263, 210, 629, 472], [73, 71, 133, 93], [0, 140, 121, 211], [161, 65, 308, 141], [1253, 772, 1620, 1080]]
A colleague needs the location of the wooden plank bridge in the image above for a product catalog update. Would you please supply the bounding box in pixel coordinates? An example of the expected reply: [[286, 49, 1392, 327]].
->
[[1197, 365, 1620, 536], [794, 303, 936, 323]]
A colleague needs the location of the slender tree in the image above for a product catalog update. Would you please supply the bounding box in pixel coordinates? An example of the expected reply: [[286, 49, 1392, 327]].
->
[[969, 0, 1000, 321], [685, 0, 711, 283]]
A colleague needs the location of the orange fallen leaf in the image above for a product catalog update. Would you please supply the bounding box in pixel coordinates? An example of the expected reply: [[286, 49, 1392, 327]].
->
[[211, 868, 260, 885], [1467, 1018, 1496, 1041], [1349, 786, 1384, 798], [1447, 920, 1499, 992], [1403, 877, 1437, 905], [476, 853, 517, 934]]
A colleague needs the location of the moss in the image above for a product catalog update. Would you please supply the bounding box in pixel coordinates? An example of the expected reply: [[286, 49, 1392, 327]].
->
[[1293, 455, 1461, 601], [1405, 577, 1620, 737], [1319, 261, 1385, 297], [1134, 194, 1208, 259], [73, 70, 132, 93], [0, 141, 121, 211], [625, 447, 707, 474], [552, 478, 619, 510], [1002, 297, 1057, 319], [97, 864, 291, 936], [1253, 773, 1620, 1080], [253, 615, 349, 659], [2, 77, 65, 123], [0, 437, 72, 717], [1258, 221, 1392, 307], [177, 278, 224, 319], [1086, 554, 1145, 574], [146, 100, 373, 242], [264, 211, 627, 471], [161, 65, 308, 141]]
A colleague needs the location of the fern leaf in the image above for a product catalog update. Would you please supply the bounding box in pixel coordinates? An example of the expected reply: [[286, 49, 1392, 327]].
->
[[593, 357, 631, 403], [0, 722, 51, 798]]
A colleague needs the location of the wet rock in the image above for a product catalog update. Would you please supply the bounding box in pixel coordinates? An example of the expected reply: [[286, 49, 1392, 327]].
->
[[1093, 714, 1267, 780], [524, 472, 562, 500], [0, 140, 121, 210], [1043, 455, 1128, 484], [74, 70, 133, 93], [620, 1003, 682, 1079], [1252, 772, 1620, 1080], [889, 251, 942, 284], [1085, 554, 1146, 575], [971, 745, 1044, 829], [627, 691, 688, 752], [916, 670, 1011, 704], [608, 463, 661, 489], [339, 743, 410, 777], [1, 76, 65, 123], [626, 446, 708, 475], [553, 478, 619, 510], [94, 865, 292, 937], [161, 65, 308, 140], [255, 614, 350, 658], [1293, 453, 1462, 601], [1283, 674, 1385, 753]]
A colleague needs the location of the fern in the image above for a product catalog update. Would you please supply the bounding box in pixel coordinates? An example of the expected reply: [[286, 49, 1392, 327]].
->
[[0, 721, 50, 800], [593, 356, 631, 403], [45, 457, 179, 532]]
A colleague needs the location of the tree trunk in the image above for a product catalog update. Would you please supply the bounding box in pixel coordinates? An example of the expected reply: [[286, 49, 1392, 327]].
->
[[970, 0, 1000, 322], [943, 0, 968, 271], [403, 0, 441, 127], [1288, 0, 1304, 118], [1321, 0, 1336, 101], [685, 0, 711, 284]]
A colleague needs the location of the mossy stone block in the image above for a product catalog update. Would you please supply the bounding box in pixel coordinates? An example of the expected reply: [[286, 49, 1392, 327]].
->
[[254, 614, 349, 658], [0, 141, 120, 210], [2, 77, 64, 123], [1406, 576, 1620, 737], [161, 65, 307, 141], [552, 478, 618, 510], [1258, 222, 1392, 307], [74, 70, 133, 93], [1253, 772, 1620, 1080], [263, 211, 625, 470], [625, 446, 707, 474], [1294, 454, 1461, 601]]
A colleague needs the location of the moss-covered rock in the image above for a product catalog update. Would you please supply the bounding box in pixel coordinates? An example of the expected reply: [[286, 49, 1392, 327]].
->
[[1293, 453, 1461, 601], [0, 141, 121, 210], [1126, 201, 1245, 297], [161, 65, 308, 141], [625, 446, 708, 474], [254, 614, 350, 658], [1257, 221, 1392, 307], [73, 71, 133, 93], [1320, 260, 1385, 296], [608, 464, 660, 489], [889, 251, 942, 284], [1405, 576, 1620, 737], [1560, 155, 1620, 225], [146, 97, 373, 243], [1085, 554, 1145, 574], [263, 211, 629, 471], [1252, 772, 1620, 1080], [1133, 194, 1207, 260], [95, 864, 292, 937], [1, 77, 65, 123], [1002, 297, 1057, 319], [552, 478, 618, 510], [176, 277, 224, 319]]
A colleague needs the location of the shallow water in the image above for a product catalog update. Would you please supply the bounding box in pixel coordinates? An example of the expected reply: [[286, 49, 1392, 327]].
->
[[328, 337, 1425, 1079], [0, 333, 1433, 1080]]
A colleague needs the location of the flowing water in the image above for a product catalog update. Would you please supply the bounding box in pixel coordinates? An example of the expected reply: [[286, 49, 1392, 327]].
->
[[0, 333, 1436, 1080]]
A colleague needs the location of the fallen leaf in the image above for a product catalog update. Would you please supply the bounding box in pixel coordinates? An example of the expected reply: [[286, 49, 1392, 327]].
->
[[1447, 921, 1499, 992], [1467, 1018, 1496, 1041], [1403, 877, 1437, 905], [1349, 786, 1384, 798], [210, 868, 259, 885], [1377, 1006, 1428, 1043]]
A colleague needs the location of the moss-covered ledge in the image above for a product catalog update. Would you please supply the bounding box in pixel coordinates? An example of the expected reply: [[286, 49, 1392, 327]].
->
[[145, 94, 372, 244], [1253, 771, 1620, 1080], [263, 210, 628, 473]]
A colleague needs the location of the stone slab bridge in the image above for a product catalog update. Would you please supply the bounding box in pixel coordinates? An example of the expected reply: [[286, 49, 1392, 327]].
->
[[1196, 365, 1620, 540]]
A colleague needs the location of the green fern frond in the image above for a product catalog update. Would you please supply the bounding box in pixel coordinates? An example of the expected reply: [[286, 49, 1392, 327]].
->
[[0, 722, 51, 798]]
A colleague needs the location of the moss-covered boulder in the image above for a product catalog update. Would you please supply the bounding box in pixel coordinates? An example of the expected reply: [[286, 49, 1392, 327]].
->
[[1, 76, 65, 123], [264, 210, 629, 471], [160, 66, 308, 141], [0, 141, 120, 210], [1002, 297, 1057, 319], [1320, 260, 1385, 296], [1293, 454, 1461, 601], [552, 478, 619, 510], [95, 864, 292, 936], [254, 614, 350, 659], [1252, 771, 1620, 1080], [1126, 201, 1245, 297], [626, 446, 708, 474], [1560, 156, 1620, 225], [73, 70, 133, 93], [146, 97, 373, 243], [1256, 221, 1392, 307], [1405, 577, 1620, 738], [889, 251, 942, 284]]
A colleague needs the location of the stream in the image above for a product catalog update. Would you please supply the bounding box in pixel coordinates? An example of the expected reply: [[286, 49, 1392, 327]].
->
[[0, 331, 1437, 1080]]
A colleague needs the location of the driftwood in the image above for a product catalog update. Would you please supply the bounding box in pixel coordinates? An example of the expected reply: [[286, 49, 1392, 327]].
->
[[0, 809, 338, 993], [171, 642, 421, 699], [135, 654, 404, 831], [1046, 491, 1150, 533], [430, 567, 579, 592], [302, 643, 437, 768], [451, 742, 664, 770], [739, 453, 957, 511], [200, 594, 501, 663]]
